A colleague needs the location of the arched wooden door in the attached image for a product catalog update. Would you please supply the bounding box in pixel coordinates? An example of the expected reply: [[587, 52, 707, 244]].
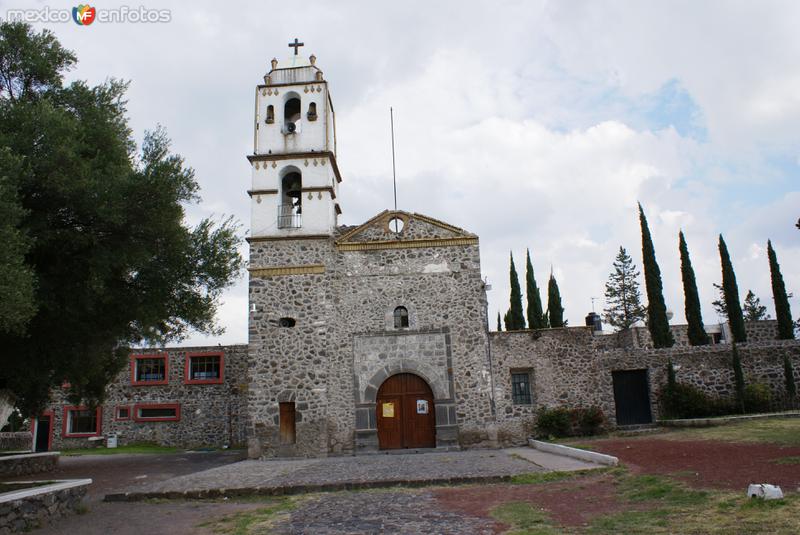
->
[[376, 373, 436, 449]]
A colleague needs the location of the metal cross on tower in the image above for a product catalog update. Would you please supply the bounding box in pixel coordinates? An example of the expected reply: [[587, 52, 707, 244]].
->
[[288, 38, 304, 55]]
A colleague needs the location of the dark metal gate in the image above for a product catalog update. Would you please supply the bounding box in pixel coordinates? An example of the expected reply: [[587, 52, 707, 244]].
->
[[612, 369, 652, 425]]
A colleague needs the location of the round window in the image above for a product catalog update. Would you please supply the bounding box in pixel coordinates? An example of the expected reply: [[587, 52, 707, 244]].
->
[[388, 217, 405, 233]]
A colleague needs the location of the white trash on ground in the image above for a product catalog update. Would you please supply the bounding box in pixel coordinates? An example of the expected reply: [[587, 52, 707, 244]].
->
[[746, 484, 783, 500]]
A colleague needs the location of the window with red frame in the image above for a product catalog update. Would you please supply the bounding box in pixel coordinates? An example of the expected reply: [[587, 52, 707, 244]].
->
[[115, 406, 130, 420], [185, 352, 223, 384], [63, 407, 101, 437], [134, 403, 180, 422], [131, 354, 167, 385]]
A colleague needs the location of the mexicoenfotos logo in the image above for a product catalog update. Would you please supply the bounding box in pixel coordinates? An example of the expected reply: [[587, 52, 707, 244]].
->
[[5, 5, 171, 24], [72, 5, 96, 25]]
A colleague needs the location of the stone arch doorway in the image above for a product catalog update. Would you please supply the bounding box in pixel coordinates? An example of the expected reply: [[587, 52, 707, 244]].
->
[[376, 373, 436, 450]]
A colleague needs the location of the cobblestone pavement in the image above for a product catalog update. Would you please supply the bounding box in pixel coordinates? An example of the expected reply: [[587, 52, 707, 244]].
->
[[135, 449, 551, 496], [271, 489, 501, 535]]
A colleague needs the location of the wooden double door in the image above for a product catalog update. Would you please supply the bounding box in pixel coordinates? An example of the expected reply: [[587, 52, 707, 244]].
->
[[376, 373, 436, 449]]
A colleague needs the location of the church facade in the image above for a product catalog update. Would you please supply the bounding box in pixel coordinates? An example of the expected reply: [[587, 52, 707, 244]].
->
[[35, 51, 800, 457]]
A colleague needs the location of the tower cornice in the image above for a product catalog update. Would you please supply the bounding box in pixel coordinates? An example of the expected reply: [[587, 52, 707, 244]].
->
[[247, 151, 343, 183]]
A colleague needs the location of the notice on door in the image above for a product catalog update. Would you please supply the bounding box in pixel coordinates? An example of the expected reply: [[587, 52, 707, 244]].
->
[[382, 402, 395, 418], [416, 399, 429, 414]]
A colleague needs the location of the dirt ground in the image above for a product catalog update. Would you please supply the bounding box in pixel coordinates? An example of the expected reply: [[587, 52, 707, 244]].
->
[[16, 432, 800, 533], [587, 437, 800, 491]]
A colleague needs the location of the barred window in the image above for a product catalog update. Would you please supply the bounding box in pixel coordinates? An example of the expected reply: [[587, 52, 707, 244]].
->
[[132, 354, 167, 385], [511, 372, 532, 405], [185, 352, 224, 384]]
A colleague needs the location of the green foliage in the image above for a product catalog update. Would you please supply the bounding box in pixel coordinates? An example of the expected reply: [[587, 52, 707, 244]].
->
[[0, 22, 76, 101], [525, 249, 546, 329], [547, 272, 564, 328], [743, 382, 772, 413], [0, 408, 23, 432], [784, 355, 797, 399], [768, 240, 795, 340], [0, 23, 243, 414], [742, 290, 769, 321], [496, 312, 502, 332], [534, 406, 605, 438], [603, 246, 646, 330], [666, 358, 676, 390], [0, 149, 35, 333], [661, 382, 729, 419], [719, 235, 747, 342], [711, 282, 728, 320], [678, 231, 709, 345], [732, 344, 746, 413], [507, 252, 526, 330], [638, 204, 674, 348]]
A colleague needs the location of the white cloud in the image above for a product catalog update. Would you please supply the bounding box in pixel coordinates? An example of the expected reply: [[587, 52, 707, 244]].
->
[[14, 0, 799, 342]]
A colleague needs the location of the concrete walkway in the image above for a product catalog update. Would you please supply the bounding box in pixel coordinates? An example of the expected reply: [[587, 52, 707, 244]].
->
[[105, 447, 601, 501]]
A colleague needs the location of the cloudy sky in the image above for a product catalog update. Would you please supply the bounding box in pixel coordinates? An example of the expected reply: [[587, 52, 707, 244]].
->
[[9, 0, 799, 343]]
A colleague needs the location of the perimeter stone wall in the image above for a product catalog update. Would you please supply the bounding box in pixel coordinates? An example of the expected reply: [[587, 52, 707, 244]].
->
[[490, 326, 800, 445]]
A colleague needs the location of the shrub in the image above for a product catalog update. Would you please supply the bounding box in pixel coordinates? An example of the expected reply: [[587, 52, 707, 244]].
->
[[534, 407, 571, 438], [574, 406, 606, 436], [534, 406, 606, 438], [660, 382, 713, 419], [743, 382, 772, 413]]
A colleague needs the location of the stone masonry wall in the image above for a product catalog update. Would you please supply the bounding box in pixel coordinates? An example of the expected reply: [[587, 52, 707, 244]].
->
[[0, 453, 58, 477], [490, 326, 800, 445], [0, 483, 88, 534], [45, 345, 248, 450], [0, 433, 31, 452]]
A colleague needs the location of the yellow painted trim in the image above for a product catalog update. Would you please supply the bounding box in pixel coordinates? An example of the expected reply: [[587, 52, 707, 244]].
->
[[249, 264, 326, 277], [336, 237, 478, 252]]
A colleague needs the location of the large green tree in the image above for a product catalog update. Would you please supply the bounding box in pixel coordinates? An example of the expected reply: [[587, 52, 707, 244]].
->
[[638, 204, 674, 348], [525, 249, 546, 329], [506, 252, 526, 330], [767, 240, 795, 339], [547, 272, 565, 328], [718, 235, 746, 343], [603, 246, 646, 330], [0, 23, 242, 415], [678, 231, 709, 345]]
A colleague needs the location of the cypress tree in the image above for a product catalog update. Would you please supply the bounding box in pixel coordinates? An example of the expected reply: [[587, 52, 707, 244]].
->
[[678, 231, 709, 346], [547, 272, 564, 328], [732, 343, 746, 413], [784, 355, 797, 399], [496, 312, 502, 332], [767, 240, 795, 339], [508, 252, 525, 330], [718, 235, 747, 343], [639, 204, 674, 348], [525, 249, 546, 329]]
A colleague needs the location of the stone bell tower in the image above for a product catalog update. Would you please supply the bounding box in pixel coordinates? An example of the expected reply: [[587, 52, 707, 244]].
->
[[246, 41, 341, 459], [248, 41, 342, 238]]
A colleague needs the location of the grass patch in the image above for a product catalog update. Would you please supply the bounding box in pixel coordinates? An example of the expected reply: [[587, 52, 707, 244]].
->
[[510, 467, 611, 485], [198, 497, 297, 535], [588, 509, 671, 533], [490, 501, 559, 535], [772, 456, 800, 465], [661, 417, 800, 446], [618, 474, 708, 506], [61, 443, 182, 456]]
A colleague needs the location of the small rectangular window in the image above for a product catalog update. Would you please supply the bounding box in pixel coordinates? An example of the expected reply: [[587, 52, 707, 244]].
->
[[185, 352, 224, 384], [63, 406, 101, 437], [511, 372, 532, 405], [134, 403, 180, 422], [131, 353, 168, 386], [115, 406, 130, 420]]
